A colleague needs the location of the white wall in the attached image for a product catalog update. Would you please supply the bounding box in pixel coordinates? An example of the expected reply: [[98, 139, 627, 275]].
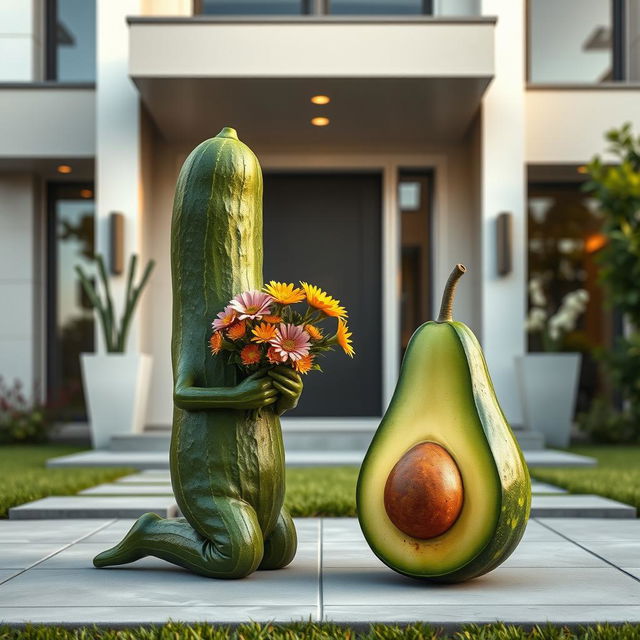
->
[[0, 175, 40, 393], [479, 0, 526, 424], [0, 0, 41, 81]]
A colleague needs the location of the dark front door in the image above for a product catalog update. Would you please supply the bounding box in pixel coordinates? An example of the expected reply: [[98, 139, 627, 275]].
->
[[263, 172, 382, 417]]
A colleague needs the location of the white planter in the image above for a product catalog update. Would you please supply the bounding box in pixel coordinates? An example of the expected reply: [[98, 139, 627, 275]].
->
[[81, 353, 152, 449], [515, 353, 581, 449]]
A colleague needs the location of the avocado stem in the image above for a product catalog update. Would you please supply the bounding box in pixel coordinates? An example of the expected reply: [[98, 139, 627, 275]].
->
[[437, 264, 467, 323]]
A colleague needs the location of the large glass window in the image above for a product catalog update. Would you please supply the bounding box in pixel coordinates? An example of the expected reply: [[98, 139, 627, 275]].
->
[[47, 184, 95, 421], [527, 183, 615, 411], [329, 0, 431, 15], [528, 0, 632, 83], [198, 0, 310, 14], [46, 0, 96, 82]]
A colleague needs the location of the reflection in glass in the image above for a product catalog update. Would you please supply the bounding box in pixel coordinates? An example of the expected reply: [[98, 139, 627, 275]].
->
[[50, 0, 96, 81], [200, 0, 308, 14], [48, 185, 95, 421], [527, 184, 612, 412], [529, 0, 614, 83], [399, 172, 432, 363], [330, 0, 428, 14]]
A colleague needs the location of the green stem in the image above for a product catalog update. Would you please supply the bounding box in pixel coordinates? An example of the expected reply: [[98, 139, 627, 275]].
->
[[437, 264, 466, 323], [75, 265, 112, 352], [95, 254, 116, 351]]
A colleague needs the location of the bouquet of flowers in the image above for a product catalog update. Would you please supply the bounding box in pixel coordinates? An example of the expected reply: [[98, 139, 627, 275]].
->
[[209, 281, 354, 375]]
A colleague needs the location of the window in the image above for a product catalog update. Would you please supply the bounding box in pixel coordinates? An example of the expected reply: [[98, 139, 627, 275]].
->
[[47, 184, 95, 420], [46, 0, 96, 82], [528, 0, 633, 83], [329, 0, 432, 14], [198, 0, 310, 14]]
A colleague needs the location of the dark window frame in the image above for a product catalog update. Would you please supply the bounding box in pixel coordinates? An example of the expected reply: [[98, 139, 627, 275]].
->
[[193, 0, 314, 15], [45, 0, 58, 81], [193, 0, 433, 15]]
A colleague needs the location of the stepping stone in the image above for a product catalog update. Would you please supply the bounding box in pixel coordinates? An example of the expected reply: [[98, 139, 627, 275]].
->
[[8, 497, 178, 520], [80, 484, 174, 496], [524, 450, 596, 467], [531, 495, 635, 518], [117, 471, 171, 484], [531, 481, 566, 494], [47, 451, 169, 470]]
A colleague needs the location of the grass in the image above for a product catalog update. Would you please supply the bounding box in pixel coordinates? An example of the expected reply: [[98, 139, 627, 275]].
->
[[531, 445, 640, 516], [1, 623, 640, 640], [0, 445, 133, 518], [285, 466, 358, 517]]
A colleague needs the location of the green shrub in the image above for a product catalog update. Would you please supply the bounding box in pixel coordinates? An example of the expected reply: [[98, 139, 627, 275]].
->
[[0, 377, 49, 445], [577, 397, 639, 444]]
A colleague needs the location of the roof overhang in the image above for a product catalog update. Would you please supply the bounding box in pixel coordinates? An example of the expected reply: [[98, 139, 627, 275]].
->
[[128, 17, 495, 148]]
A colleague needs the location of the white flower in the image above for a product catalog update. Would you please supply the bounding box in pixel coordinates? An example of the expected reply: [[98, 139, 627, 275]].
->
[[525, 307, 547, 332], [528, 278, 547, 307]]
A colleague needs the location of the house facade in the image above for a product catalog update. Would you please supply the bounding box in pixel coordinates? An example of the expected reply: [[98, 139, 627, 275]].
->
[[1, 0, 639, 438]]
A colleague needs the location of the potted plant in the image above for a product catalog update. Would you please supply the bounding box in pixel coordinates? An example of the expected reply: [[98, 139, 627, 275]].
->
[[76, 254, 155, 449], [515, 277, 589, 448]]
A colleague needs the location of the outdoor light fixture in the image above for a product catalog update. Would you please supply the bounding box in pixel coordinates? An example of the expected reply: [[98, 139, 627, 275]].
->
[[311, 95, 330, 105], [80, 189, 93, 199], [110, 212, 125, 275], [496, 212, 512, 276], [311, 117, 330, 127], [57, 164, 72, 174]]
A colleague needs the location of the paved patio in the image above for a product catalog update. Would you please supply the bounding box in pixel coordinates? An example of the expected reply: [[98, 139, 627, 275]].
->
[[0, 517, 638, 626]]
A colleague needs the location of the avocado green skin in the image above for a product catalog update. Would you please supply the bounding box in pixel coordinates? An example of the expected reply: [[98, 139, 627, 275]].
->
[[357, 320, 531, 583], [92, 128, 297, 579]]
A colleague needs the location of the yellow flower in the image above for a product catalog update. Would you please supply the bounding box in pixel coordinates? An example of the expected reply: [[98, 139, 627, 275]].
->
[[305, 324, 323, 341], [264, 281, 305, 305], [293, 353, 314, 374], [209, 331, 223, 355], [227, 320, 247, 341], [252, 322, 277, 343], [300, 282, 347, 318], [262, 314, 283, 324], [336, 319, 355, 357]]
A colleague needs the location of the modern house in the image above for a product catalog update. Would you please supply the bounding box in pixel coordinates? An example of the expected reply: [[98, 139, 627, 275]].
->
[[1, 0, 639, 449]]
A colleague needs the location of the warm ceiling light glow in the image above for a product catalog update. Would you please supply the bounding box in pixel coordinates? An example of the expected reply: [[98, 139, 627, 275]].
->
[[311, 117, 330, 127], [585, 233, 607, 253], [80, 189, 93, 199], [57, 164, 72, 174], [577, 165, 588, 174], [311, 95, 330, 105]]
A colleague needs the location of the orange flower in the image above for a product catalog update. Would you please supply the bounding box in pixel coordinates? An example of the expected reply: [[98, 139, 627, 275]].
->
[[263, 314, 283, 324], [336, 319, 355, 357], [227, 320, 246, 341], [304, 324, 323, 341], [267, 346, 284, 364], [240, 344, 261, 366], [264, 281, 305, 305], [209, 331, 223, 355], [300, 282, 347, 318], [293, 353, 314, 374], [252, 322, 277, 343]]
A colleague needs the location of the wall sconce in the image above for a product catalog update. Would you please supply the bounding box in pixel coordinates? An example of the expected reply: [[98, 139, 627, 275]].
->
[[496, 212, 512, 276], [110, 212, 125, 275]]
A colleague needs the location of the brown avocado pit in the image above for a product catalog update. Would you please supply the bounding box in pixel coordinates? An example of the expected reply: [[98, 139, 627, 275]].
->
[[383, 442, 464, 540]]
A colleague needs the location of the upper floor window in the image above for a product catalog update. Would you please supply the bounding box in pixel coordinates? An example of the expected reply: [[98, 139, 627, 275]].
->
[[198, 0, 311, 14], [528, 0, 638, 83], [329, 0, 431, 14], [196, 0, 441, 15], [46, 0, 96, 82]]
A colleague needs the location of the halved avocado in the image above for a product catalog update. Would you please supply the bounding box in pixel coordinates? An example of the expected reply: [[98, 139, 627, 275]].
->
[[356, 264, 531, 583]]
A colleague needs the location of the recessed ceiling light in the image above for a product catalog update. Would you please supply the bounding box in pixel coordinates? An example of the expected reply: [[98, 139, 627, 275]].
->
[[57, 164, 72, 174], [311, 95, 330, 105], [311, 117, 330, 127], [80, 189, 93, 199]]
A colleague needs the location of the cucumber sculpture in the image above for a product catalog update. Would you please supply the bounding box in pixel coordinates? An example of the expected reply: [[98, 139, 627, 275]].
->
[[94, 127, 302, 578], [357, 264, 531, 582]]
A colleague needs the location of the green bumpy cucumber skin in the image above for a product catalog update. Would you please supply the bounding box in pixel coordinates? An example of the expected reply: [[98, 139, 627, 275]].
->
[[171, 128, 294, 572]]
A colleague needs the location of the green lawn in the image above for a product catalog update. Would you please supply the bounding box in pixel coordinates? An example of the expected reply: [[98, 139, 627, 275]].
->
[[0, 623, 639, 640], [286, 466, 358, 517], [0, 445, 132, 518], [531, 446, 640, 515]]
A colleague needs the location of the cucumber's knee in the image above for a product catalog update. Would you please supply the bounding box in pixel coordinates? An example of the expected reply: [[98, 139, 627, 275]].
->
[[259, 507, 297, 570]]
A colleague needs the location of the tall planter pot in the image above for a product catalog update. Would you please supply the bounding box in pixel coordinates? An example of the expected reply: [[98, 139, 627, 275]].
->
[[81, 353, 152, 449], [515, 353, 581, 449]]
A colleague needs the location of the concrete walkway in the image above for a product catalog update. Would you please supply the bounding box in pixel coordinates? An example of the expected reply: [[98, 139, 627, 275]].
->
[[0, 517, 638, 626]]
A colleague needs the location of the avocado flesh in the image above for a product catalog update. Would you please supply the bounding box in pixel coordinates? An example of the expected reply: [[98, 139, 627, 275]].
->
[[357, 321, 530, 581]]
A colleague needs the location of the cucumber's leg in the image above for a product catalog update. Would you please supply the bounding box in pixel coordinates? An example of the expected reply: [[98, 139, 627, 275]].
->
[[259, 506, 297, 570], [93, 500, 264, 579]]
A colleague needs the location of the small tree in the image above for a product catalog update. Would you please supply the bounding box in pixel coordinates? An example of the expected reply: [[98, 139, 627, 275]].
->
[[582, 123, 640, 442]]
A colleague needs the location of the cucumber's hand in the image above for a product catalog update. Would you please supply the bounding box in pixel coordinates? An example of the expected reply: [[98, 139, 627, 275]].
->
[[268, 365, 304, 415], [231, 370, 279, 410]]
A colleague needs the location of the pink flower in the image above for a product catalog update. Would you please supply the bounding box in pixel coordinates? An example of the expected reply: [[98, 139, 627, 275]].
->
[[269, 323, 311, 362], [229, 290, 273, 320], [212, 305, 236, 331]]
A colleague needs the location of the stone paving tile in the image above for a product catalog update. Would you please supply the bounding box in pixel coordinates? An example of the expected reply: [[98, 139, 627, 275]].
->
[[531, 495, 635, 518], [579, 541, 640, 567], [9, 497, 178, 520], [323, 605, 640, 625], [625, 568, 640, 580], [0, 606, 319, 625], [0, 571, 20, 585], [538, 518, 640, 541], [0, 520, 114, 543], [322, 567, 640, 606], [80, 484, 174, 496], [116, 472, 172, 484], [0, 543, 69, 569], [530, 482, 567, 494]]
